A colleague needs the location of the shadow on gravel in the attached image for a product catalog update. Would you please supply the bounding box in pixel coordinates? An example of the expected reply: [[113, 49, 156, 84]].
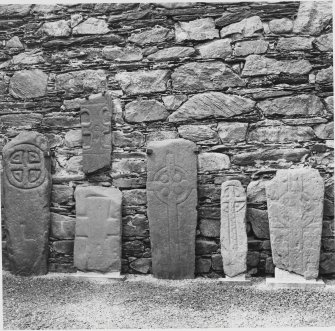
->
[[3, 272, 335, 329]]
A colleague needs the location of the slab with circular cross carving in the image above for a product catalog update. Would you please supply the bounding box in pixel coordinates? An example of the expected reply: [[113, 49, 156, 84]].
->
[[266, 168, 324, 280], [3, 131, 51, 275], [147, 138, 198, 279], [220, 180, 247, 277]]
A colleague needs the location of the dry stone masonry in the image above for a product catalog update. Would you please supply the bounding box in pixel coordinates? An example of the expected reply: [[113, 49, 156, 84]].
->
[[0, 2, 333, 278]]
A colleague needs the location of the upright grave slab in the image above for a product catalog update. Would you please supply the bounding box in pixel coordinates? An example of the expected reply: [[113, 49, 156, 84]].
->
[[147, 139, 198, 279], [80, 94, 112, 174], [3, 131, 51, 275], [266, 168, 324, 280], [220, 180, 248, 278], [74, 186, 122, 274]]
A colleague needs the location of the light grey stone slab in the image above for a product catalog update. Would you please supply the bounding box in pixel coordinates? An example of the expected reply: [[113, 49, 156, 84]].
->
[[266, 169, 324, 280], [147, 139, 198, 279], [74, 186, 122, 273]]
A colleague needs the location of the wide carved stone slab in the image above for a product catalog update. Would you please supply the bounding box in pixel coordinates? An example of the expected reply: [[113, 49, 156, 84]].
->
[[74, 186, 122, 273], [147, 139, 198, 279], [80, 94, 112, 173], [3, 131, 51, 275], [220, 180, 247, 277], [266, 168, 324, 280]]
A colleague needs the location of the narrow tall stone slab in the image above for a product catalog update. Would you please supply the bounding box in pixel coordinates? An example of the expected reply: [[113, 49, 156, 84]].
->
[[3, 131, 51, 275], [266, 169, 324, 280], [74, 186, 122, 273], [80, 94, 112, 174], [147, 139, 198, 279], [220, 180, 248, 277]]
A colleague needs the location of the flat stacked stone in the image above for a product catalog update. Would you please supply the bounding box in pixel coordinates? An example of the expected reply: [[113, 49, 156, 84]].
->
[[74, 186, 122, 273], [220, 180, 247, 277], [266, 169, 324, 279], [3, 131, 51, 275], [147, 139, 198, 279]]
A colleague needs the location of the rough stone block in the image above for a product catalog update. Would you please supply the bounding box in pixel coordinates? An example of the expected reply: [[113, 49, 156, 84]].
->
[[112, 131, 144, 148], [220, 16, 263, 39], [217, 122, 248, 143], [247, 251, 260, 267], [129, 258, 151, 274], [319, 252, 335, 274], [196, 39, 232, 59], [196, 239, 218, 255], [72, 17, 109, 35], [178, 124, 219, 143], [212, 254, 223, 271], [128, 26, 173, 45], [40, 20, 71, 37], [220, 180, 247, 277], [51, 184, 73, 204], [162, 95, 187, 111], [64, 130, 82, 148], [172, 62, 245, 92], [314, 33, 333, 52], [52, 240, 74, 255], [80, 94, 112, 174], [122, 189, 147, 206], [314, 122, 334, 140], [198, 153, 230, 172], [268, 18, 293, 34], [175, 18, 219, 42], [102, 46, 142, 62], [276, 37, 313, 51], [234, 39, 268, 56], [199, 219, 220, 238], [74, 186, 122, 273], [3, 131, 51, 275], [147, 47, 195, 61], [115, 70, 169, 95], [169, 92, 255, 122], [9, 69, 48, 99], [50, 213, 76, 240], [266, 168, 324, 279], [246, 208, 270, 239], [195, 257, 211, 273], [123, 215, 148, 237], [147, 139, 197, 279], [0, 4, 32, 17], [316, 66, 333, 84], [247, 180, 267, 204]]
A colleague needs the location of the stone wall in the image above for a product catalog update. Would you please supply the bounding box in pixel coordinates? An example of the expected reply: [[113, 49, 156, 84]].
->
[[0, 2, 334, 278]]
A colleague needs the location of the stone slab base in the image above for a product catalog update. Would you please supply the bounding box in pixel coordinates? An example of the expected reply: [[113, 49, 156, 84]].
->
[[266, 268, 325, 289], [70, 271, 126, 281], [218, 273, 251, 284]]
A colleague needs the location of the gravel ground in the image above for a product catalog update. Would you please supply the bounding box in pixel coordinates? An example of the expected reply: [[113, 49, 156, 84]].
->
[[3, 271, 335, 329]]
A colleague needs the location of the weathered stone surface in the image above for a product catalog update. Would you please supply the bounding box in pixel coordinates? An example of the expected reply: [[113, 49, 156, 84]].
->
[[212, 254, 223, 271], [319, 252, 335, 275], [42, 113, 80, 128], [196, 239, 218, 255], [247, 208, 270, 239], [41, 20, 71, 37], [220, 180, 247, 277], [123, 215, 148, 237], [64, 129, 82, 148], [0, 4, 32, 17], [147, 139, 197, 279], [0, 114, 43, 129], [248, 125, 315, 143], [128, 26, 173, 45], [195, 257, 211, 273], [314, 33, 333, 52], [169, 92, 255, 122], [52, 240, 74, 255], [217, 122, 248, 143], [122, 240, 144, 257], [115, 70, 169, 95], [314, 122, 334, 140], [6, 36, 24, 49], [11, 52, 45, 65], [122, 189, 147, 206], [102, 46, 142, 62], [268, 18, 293, 34], [281, 117, 327, 126], [178, 124, 219, 143], [9, 69, 48, 99], [316, 66, 333, 84], [199, 219, 220, 238], [276, 37, 313, 51], [234, 39, 268, 56], [293, 1, 332, 36], [147, 47, 195, 61], [72, 17, 109, 35], [129, 258, 151, 274], [162, 95, 187, 111], [112, 131, 144, 148], [266, 168, 324, 279], [196, 39, 232, 59], [51, 184, 73, 204], [258, 94, 325, 117], [80, 94, 112, 174], [232, 148, 309, 165], [247, 180, 267, 204], [74, 186, 122, 273], [146, 130, 179, 142], [172, 62, 245, 92], [220, 16, 263, 39], [3, 131, 51, 275], [50, 213, 75, 240], [55, 70, 107, 95], [125, 100, 169, 123], [155, 2, 196, 9], [242, 55, 312, 76], [175, 18, 219, 42], [198, 153, 230, 172]]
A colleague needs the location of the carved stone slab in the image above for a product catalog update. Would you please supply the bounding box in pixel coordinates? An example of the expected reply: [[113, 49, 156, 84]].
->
[[266, 169, 324, 280], [3, 131, 51, 275], [147, 139, 198, 279], [74, 186, 122, 273], [80, 94, 112, 173], [220, 180, 247, 277]]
